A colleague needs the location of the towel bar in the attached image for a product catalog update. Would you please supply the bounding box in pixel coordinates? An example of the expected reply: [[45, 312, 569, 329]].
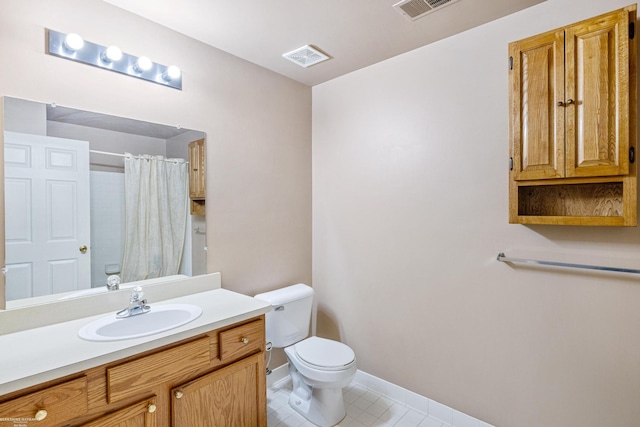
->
[[497, 252, 640, 275]]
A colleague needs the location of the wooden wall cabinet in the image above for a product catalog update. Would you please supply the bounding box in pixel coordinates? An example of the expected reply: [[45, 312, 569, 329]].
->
[[188, 139, 206, 216], [508, 5, 637, 226], [0, 316, 266, 427]]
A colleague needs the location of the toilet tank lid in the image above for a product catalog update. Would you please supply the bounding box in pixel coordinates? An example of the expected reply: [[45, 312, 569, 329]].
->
[[255, 283, 313, 305]]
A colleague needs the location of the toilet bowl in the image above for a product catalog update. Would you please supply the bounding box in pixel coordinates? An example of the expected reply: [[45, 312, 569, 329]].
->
[[255, 284, 357, 427], [285, 336, 356, 426]]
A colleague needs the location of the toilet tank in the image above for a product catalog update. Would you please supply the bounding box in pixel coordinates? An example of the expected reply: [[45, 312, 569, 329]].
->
[[255, 283, 314, 348]]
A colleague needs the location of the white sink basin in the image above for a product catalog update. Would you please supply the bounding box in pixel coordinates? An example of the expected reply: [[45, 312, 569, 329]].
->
[[78, 304, 203, 342]]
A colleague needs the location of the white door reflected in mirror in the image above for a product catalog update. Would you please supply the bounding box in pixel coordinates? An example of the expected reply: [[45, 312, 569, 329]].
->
[[5, 131, 91, 299]]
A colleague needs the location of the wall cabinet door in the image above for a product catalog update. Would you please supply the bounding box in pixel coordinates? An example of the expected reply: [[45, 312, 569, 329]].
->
[[510, 8, 630, 180], [188, 139, 206, 199], [510, 30, 565, 180], [565, 9, 630, 177], [171, 353, 264, 427]]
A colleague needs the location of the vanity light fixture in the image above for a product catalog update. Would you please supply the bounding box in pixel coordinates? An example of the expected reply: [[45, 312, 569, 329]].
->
[[46, 29, 182, 90], [101, 45, 123, 63], [63, 33, 84, 52], [163, 65, 181, 82], [134, 56, 153, 73]]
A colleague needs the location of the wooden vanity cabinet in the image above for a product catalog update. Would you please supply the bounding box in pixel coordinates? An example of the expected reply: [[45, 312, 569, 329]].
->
[[508, 5, 637, 226], [0, 316, 266, 427]]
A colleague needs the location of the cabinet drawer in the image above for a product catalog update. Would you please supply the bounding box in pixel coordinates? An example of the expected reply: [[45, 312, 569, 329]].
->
[[83, 396, 157, 427], [219, 320, 264, 362], [107, 336, 210, 403], [0, 376, 87, 427]]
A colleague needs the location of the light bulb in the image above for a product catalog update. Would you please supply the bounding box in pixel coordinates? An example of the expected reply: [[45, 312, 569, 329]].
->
[[101, 45, 122, 63], [162, 65, 181, 81], [134, 56, 153, 72], [63, 33, 84, 52]]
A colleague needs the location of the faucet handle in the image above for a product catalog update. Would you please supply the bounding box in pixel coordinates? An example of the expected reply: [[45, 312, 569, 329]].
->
[[106, 274, 120, 291], [130, 286, 144, 302]]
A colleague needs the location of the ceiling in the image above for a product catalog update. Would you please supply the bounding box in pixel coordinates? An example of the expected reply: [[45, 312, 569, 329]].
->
[[102, 0, 546, 87]]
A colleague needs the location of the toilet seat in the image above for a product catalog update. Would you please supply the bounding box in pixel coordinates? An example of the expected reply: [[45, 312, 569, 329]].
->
[[294, 336, 355, 371]]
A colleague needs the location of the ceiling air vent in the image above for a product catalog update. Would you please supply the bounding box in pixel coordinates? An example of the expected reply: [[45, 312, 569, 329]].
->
[[282, 45, 330, 68], [393, 0, 460, 21]]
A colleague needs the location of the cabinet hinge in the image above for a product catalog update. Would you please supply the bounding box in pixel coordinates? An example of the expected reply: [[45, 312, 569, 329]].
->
[[509, 157, 514, 171], [630, 147, 635, 164], [509, 56, 513, 70], [630, 22, 635, 39]]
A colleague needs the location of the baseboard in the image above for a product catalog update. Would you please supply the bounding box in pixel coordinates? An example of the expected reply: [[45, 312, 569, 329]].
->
[[266, 362, 290, 388], [267, 364, 493, 427]]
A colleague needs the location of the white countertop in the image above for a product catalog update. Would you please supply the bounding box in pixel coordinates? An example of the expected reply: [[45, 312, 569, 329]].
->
[[0, 287, 271, 396]]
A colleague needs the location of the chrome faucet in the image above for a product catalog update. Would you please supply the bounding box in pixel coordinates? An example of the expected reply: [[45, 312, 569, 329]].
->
[[106, 274, 121, 291], [116, 286, 151, 318]]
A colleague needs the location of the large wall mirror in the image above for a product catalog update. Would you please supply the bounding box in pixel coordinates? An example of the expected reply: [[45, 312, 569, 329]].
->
[[2, 97, 207, 309]]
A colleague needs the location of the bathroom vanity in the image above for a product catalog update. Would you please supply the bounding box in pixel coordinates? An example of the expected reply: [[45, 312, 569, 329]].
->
[[0, 274, 271, 426]]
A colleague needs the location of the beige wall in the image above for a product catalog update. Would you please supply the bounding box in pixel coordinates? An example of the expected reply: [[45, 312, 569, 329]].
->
[[0, 0, 312, 305], [312, 0, 640, 426], [4, 0, 640, 424]]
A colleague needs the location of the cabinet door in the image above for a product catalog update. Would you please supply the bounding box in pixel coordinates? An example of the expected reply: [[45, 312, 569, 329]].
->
[[188, 139, 206, 199], [565, 9, 630, 177], [172, 353, 265, 427], [509, 29, 566, 180], [82, 397, 157, 427]]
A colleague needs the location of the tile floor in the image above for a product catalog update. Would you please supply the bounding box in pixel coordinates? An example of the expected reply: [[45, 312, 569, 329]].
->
[[267, 378, 447, 427]]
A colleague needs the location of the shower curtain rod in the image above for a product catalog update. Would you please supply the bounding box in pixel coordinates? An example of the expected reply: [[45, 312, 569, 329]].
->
[[497, 252, 640, 275], [90, 149, 126, 158], [89, 149, 188, 163]]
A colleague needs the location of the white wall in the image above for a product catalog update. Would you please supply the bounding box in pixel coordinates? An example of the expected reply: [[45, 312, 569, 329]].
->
[[313, 1, 640, 426], [89, 170, 125, 287]]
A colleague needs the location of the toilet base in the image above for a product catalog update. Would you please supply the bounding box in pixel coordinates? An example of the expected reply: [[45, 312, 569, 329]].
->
[[288, 363, 348, 427], [289, 385, 346, 427]]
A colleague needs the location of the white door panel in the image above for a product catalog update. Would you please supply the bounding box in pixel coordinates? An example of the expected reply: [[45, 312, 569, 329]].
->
[[4, 131, 90, 299]]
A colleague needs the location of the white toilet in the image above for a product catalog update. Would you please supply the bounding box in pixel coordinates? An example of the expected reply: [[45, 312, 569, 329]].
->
[[255, 283, 357, 427]]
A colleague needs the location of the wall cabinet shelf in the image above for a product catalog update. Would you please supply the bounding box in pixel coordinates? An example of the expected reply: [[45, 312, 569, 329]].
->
[[508, 5, 637, 226], [0, 316, 266, 427]]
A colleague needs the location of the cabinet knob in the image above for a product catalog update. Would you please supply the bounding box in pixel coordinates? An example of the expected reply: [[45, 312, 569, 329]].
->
[[566, 98, 575, 105], [148, 403, 157, 413], [174, 390, 184, 399], [34, 409, 48, 421], [557, 101, 565, 107], [241, 337, 250, 344]]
